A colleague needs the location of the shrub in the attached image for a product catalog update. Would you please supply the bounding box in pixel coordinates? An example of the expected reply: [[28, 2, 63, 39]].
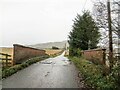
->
[[69, 47, 82, 57], [52, 46, 59, 49]]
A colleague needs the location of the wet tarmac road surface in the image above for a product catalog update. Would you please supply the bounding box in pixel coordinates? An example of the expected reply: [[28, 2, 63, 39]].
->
[[2, 52, 84, 88]]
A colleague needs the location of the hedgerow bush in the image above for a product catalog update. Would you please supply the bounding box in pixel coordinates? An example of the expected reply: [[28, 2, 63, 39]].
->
[[69, 47, 82, 57]]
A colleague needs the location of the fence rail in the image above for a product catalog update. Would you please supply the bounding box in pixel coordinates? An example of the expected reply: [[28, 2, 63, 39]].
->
[[0, 53, 12, 67]]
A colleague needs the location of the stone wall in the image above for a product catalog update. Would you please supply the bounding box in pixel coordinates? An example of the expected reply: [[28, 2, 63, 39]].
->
[[13, 44, 46, 64], [81, 49, 106, 65]]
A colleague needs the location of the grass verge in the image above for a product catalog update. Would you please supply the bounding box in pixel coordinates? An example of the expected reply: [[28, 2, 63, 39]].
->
[[68, 56, 119, 90], [2, 55, 49, 79]]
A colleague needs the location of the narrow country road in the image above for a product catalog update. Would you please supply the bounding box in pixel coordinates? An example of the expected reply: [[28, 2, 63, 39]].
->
[[2, 52, 84, 88]]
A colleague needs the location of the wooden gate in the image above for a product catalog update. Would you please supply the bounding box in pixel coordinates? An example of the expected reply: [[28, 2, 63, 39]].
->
[[0, 53, 12, 67]]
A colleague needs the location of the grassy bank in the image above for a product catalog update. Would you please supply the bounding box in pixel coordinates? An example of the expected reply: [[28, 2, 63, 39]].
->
[[68, 56, 119, 89], [2, 55, 49, 79]]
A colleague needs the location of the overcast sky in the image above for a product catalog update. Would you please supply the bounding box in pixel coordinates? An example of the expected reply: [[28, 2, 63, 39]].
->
[[0, 0, 94, 47]]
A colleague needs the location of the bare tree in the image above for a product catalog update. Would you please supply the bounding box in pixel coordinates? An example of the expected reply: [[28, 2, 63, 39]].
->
[[93, 0, 120, 48]]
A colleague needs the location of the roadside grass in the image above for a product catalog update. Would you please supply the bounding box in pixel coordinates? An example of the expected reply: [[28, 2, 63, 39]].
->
[[68, 56, 119, 90], [2, 55, 49, 79]]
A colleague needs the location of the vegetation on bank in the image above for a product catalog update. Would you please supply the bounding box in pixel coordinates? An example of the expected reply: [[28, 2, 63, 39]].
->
[[68, 56, 120, 89], [2, 55, 49, 79], [66, 9, 120, 89]]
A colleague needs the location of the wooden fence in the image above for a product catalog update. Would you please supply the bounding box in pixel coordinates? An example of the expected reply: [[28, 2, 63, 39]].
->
[[0, 53, 12, 67]]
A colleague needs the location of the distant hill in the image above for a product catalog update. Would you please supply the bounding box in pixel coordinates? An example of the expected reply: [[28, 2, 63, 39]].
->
[[28, 40, 69, 49]]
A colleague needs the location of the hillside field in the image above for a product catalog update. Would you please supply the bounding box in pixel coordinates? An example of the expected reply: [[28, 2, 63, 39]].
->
[[45, 49, 62, 55], [0, 47, 13, 66], [0, 47, 13, 58]]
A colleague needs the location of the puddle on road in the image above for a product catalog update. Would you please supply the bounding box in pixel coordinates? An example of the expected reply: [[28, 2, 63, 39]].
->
[[41, 61, 52, 64], [62, 59, 72, 66], [40, 58, 72, 66], [45, 71, 50, 77]]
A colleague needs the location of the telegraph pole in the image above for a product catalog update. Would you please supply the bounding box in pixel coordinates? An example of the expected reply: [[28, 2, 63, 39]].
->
[[118, 1, 120, 58], [107, 0, 113, 71]]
